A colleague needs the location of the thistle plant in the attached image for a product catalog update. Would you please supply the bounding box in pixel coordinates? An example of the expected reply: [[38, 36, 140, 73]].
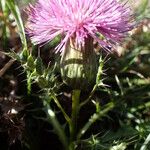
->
[[25, 0, 134, 149]]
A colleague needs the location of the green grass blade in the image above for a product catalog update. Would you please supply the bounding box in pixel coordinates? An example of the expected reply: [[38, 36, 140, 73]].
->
[[0, 0, 10, 49], [6, 0, 27, 50]]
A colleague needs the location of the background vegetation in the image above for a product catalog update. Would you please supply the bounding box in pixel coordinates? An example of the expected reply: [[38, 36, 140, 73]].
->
[[0, 0, 150, 150]]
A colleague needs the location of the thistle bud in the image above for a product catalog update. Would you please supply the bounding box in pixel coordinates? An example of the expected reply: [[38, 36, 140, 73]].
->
[[60, 37, 98, 90], [26, 0, 134, 89], [35, 57, 44, 75]]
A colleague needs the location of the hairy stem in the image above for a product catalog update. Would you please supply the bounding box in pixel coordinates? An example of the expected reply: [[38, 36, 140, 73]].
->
[[69, 90, 81, 150]]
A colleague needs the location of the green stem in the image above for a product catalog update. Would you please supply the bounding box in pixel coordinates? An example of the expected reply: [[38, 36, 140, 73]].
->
[[51, 93, 71, 124], [77, 102, 114, 140], [69, 90, 81, 150], [27, 71, 32, 95], [140, 133, 150, 150], [45, 102, 69, 150], [80, 84, 97, 108]]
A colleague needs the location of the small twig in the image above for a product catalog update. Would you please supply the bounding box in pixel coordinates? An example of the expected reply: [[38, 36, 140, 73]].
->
[[0, 59, 15, 77]]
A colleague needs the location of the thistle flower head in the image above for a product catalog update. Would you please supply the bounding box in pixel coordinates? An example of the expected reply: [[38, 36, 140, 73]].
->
[[26, 0, 134, 53]]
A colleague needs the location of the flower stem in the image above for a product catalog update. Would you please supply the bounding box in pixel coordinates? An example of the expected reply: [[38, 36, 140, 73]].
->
[[69, 90, 81, 149]]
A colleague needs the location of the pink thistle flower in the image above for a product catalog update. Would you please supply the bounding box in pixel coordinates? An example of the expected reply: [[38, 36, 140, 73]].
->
[[26, 0, 134, 53]]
